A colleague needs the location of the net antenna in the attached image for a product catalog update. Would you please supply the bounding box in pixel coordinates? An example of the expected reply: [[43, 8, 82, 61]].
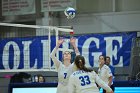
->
[[0, 22, 73, 72]]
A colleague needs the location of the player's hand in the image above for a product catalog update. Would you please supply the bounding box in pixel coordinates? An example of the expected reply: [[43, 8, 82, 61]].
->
[[70, 37, 76, 46], [109, 91, 114, 93], [106, 90, 113, 93], [57, 37, 64, 46]]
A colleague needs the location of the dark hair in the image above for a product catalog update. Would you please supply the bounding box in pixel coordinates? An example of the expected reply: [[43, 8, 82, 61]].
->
[[105, 56, 110, 60], [74, 55, 93, 72], [99, 55, 106, 61], [37, 74, 45, 82], [10, 72, 31, 83]]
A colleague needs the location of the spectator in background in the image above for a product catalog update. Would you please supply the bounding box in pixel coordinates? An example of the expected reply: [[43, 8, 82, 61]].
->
[[105, 56, 115, 92], [38, 74, 45, 83], [10, 72, 31, 83], [98, 55, 113, 93], [32, 74, 45, 83]]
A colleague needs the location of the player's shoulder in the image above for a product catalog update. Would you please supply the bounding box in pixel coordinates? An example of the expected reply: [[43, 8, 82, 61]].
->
[[72, 70, 80, 75], [90, 70, 98, 76], [103, 64, 110, 69], [91, 70, 97, 74], [70, 71, 77, 78]]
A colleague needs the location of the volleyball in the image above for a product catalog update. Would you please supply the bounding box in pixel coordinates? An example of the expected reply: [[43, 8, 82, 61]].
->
[[64, 7, 76, 19]]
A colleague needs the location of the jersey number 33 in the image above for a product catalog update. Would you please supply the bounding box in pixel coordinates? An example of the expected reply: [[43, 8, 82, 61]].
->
[[79, 75, 91, 86]]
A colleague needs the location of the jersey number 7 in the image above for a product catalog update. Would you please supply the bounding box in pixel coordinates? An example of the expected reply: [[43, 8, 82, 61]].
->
[[64, 73, 67, 79]]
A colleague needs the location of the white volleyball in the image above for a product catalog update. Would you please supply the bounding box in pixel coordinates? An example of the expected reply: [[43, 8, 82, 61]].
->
[[64, 7, 76, 19]]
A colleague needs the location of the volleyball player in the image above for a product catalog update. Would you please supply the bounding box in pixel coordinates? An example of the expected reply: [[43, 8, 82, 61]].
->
[[105, 56, 115, 92], [98, 55, 113, 93], [50, 37, 80, 93], [68, 55, 113, 93]]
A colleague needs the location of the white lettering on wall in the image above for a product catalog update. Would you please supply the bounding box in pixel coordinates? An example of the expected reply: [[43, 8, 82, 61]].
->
[[104, 36, 123, 67], [3, 41, 20, 69], [82, 37, 102, 67]]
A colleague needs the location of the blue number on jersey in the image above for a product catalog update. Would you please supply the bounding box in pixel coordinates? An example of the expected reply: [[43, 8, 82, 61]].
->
[[79, 75, 91, 86], [64, 73, 67, 79]]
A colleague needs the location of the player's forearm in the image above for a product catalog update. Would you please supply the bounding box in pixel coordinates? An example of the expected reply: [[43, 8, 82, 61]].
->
[[50, 43, 61, 56], [108, 76, 113, 86], [100, 83, 112, 93], [96, 76, 112, 93], [74, 47, 80, 55], [50, 46, 60, 68], [50, 47, 58, 57], [73, 44, 80, 55]]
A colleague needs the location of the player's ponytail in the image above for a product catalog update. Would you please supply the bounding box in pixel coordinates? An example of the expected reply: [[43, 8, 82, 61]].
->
[[74, 55, 93, 72]]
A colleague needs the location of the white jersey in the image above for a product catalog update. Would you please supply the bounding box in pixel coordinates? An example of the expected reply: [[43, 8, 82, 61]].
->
[[58, 62, 74, 85], [68, 70, 112, 93], [57, 62, 74, 93], [50, 47, 75, 93], [98, 64, 113, 85]]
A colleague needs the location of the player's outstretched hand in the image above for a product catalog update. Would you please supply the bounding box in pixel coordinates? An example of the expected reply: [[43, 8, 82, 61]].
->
[[106, 90, 114, 93], [70, 37, 76, 46], [109, 91, 114, 93], [57, 37, 64, 46]]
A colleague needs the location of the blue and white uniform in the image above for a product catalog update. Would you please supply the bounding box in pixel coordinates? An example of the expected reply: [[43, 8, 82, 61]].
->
[[50, 47, 77, 93], [98, 64, 113, 85], [57, 62, 74, 93], [68, 70, 112, 93]]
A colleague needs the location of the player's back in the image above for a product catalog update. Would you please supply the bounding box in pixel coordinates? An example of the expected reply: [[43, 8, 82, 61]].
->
[[69, 70, 100, 93]]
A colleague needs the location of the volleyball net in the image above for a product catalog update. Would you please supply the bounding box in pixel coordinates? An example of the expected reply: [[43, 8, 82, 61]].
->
[[0, 22, 74, 72]]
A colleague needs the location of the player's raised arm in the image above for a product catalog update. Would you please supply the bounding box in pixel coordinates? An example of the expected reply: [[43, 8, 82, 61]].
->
[[70, 37, 80, 56], [50, 38, 64, 69]]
